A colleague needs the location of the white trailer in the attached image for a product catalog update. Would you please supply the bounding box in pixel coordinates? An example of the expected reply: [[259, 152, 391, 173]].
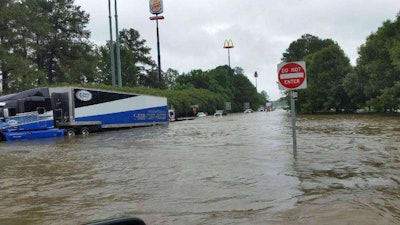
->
[[0, 87, 169, 140]]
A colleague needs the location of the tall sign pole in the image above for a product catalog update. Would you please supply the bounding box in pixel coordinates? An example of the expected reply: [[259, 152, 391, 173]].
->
[[223, 39, 234, 68], [254, 71, 258, 90], [277, 61, 307, 157], [149, 0, 164, 82]]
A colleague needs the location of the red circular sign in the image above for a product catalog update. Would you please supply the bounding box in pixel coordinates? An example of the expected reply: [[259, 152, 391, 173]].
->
[[278, 62, 306, 89]]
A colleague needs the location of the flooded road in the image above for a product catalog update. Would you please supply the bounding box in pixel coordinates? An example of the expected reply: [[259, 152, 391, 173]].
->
[[0, 110, 399, 224]]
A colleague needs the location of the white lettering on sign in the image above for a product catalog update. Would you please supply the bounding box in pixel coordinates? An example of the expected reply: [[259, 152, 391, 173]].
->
[[291, 67, 302, 72], [284, 79, 300, 85], [280, 72, 304, 79], [281, 68, 289, 73]]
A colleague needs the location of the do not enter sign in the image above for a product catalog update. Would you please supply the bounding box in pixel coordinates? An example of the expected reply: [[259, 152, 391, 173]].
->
[[277, 61, 307, 90]]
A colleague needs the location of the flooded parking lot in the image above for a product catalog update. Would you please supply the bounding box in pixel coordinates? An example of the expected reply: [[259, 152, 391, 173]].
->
[[0, 110, 399, 224]]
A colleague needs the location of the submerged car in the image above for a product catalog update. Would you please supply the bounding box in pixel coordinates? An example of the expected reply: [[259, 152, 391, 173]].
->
[[197, 112, 207, 117], [244, 108, 253, 113], [214, 110, 227, 116]]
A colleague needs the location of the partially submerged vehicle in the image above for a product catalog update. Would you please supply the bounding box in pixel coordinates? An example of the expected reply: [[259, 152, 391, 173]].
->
[[0, 87, 169, 141], [244, 108, 253, 113], [213, 110, 227, 116], [197, 112, 206, 117]]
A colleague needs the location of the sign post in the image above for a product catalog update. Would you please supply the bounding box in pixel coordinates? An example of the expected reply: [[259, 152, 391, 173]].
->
[[149, 0, 164, 82], [277, 61, 307, 157], [223, 39, 234, 68]]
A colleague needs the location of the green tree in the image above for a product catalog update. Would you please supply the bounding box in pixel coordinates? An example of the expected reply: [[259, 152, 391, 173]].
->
[[165, 68, 179, 89], [260, 90, 269, 101], [119, 28, 156, 87], [173, 65, 262, 112], [356, 13, 400, 111], [343, 69, 369, 111], [0, 0, 96, 93], [281, 34, 352, 113], [207, 66, 234, 97], [96, 28, 156, 87], [37, 0, 95, 84], [300, 44, 352, 113], [231, 72, 259, 111], [281, 34, 335, 62], [0, 0, 46, 93]]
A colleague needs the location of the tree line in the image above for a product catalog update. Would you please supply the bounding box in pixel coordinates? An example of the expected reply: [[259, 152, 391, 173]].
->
[[0, 0, 160, 92], [282, 12, 400, 113], [0, 0, 267, 116], [1, 0, 399, 115]]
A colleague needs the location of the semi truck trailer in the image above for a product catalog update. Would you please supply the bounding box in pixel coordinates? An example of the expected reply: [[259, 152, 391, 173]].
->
[[0, 87, 169, 141]]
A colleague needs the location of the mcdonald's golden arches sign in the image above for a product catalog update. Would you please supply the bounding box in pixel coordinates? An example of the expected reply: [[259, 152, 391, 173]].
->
[[223, 39, 234, 49]]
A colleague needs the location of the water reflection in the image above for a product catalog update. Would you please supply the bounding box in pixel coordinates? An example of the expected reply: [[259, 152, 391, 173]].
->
[[273, 113, 400, 225], [0, 111, 399, 224]]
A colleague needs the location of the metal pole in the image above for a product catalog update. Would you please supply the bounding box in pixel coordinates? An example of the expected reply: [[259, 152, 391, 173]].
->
[[156, 18, 162, 82], [227, 48, 231, 68], [114, 0, 122, 87], [223, 39, 233, 68], [108, 0, 116, 86], [290, 90, 297, 157], [254, 72, 258, 90]]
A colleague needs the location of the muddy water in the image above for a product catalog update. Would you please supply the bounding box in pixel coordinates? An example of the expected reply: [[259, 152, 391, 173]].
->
[[0, 110, 399, 225]]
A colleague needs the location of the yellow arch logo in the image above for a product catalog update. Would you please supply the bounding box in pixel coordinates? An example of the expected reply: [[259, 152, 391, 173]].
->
[[223, 39, 234, 49]]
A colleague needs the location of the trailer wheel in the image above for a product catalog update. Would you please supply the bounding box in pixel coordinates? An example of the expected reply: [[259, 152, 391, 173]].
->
[[80, 127, 90, 135], [65, 128, 76, 136]]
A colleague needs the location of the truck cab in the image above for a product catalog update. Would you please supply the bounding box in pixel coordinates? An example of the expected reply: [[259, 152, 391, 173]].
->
[[0, 95, 63, 141]]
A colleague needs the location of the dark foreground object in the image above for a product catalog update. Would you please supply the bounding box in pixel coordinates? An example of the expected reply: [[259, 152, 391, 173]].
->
[[83, 217, 146, 225]]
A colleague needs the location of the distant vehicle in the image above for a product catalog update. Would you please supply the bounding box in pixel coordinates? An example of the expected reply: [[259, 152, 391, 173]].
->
[[214, 110, 227, 116], [265, 102, 273, 111], [257, 106, 265, 112], [244, 109, 253, 113], [197, 112, 206, 117]]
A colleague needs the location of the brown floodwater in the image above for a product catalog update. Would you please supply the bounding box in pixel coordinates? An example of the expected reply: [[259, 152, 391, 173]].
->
[[0, 110, 399, 225]]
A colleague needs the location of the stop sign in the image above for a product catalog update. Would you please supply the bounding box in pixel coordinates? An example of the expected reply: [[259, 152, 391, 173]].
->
[[277, 61, 307, 90]]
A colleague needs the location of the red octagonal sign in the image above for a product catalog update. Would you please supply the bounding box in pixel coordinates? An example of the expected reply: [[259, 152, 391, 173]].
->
[[277, 61, 307, 90]]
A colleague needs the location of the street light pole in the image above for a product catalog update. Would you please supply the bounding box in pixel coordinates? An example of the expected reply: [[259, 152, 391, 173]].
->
[[114, 0, 122, 87], [108, 0, 116, 86]]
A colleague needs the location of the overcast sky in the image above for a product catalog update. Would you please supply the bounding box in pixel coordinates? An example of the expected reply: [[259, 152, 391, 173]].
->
[[74, 0, 399, 100]]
